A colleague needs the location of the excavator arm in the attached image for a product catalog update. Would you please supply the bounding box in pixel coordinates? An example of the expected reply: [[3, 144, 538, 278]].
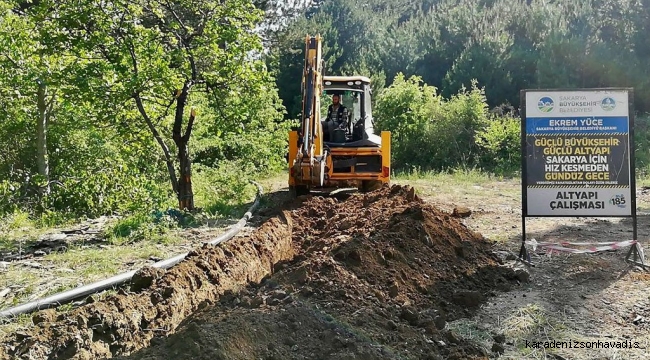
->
[[289, 35, 327, 195], [300, 36, 321, 156]]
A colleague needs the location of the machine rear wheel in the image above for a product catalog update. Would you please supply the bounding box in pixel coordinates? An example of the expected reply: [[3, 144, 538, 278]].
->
[[289, 185, 310, 198], [360, 180, 383, 193]]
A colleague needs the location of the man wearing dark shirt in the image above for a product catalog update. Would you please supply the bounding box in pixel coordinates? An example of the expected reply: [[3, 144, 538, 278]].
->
[[327, 94, 349, 128]]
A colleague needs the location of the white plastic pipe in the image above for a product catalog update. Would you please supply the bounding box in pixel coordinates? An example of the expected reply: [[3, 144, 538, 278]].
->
[[0, 181, 264, 319]]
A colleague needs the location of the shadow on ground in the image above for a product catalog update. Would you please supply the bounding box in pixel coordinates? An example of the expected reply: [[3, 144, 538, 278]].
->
[[114, 262, 518, 360], [458, 214, 650, 359]]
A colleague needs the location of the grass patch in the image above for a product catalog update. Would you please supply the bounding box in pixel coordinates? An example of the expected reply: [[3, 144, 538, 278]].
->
[[0, 269, 39, 307], [449, 304, 573, 360], [501, 304, 571, 358], [107, 213, 153, 239], [44, 242, 167, 282], [0, 209, 88, 252], [198, 170, 286, 218], [0, 242, 173, 310], [393, 165, 650, 191], [503, 304, 560, 341], [392, 167, 519, 202], [636, 171, 650, 188], [103, 212, 181, 246], [393, 166, 512, 184], [191, 162, 260, 216], [446, 318, 495, 348], [0, 211, 49, 252]]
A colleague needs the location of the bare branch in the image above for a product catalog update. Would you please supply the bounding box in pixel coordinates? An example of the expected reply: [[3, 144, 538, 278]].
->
[[134, 93, 179, 193], [182, 107, 196, 142], [156, 95, 177, 122], [46, 89, 58, 110], [141, 95, 177, 108], [1, 54, 19, 68], [127, 40, 138, 75], [163, 0, 188, 32], [188, 52, 197, 80]]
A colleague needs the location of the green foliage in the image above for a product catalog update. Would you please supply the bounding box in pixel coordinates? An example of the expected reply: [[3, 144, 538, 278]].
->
[[374, 73, 490, 170], [192, 162, 259, 216], [0, 0, 289, 225], [103, 212, 178, 246], [6, 0, 650, 227], [375, 72, 650, 176], [261, 0, 650, 177], [633, 116, 650, 176], [475, 114, 521, 174], [267, 0, 650, 112], [192, 80, 291, 176]]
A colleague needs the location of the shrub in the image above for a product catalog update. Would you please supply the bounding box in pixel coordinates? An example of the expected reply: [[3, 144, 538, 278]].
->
[[475, 114, 521, 174], [374, 73, 490, 171]]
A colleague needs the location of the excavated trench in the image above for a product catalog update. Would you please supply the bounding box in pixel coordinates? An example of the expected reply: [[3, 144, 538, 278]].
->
[[0, 185, 520, 360]]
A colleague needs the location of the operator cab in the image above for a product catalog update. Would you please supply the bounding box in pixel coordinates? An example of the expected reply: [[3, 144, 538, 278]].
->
[[321, 76, 381, 147]]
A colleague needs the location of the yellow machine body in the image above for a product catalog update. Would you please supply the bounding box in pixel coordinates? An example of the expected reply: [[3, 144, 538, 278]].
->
[[288, 35, 391, 196]]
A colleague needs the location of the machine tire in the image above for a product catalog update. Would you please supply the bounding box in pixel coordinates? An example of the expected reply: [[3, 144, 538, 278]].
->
[[360, 180, 383, 193], [289, 185, 310, 198]]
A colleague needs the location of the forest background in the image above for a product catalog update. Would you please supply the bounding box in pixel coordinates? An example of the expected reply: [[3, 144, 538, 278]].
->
[[1, 0, 648, 234]]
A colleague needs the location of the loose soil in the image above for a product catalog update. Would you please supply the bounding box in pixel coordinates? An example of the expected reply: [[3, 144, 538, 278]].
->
[[407, 177, 650, 360], [0, 185, 521, 359]]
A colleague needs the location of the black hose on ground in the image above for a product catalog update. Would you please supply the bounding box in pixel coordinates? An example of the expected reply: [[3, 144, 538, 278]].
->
[[0, 181, 264, 319]]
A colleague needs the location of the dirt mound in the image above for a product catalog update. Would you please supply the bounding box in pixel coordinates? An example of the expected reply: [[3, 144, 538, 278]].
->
[[0, 185, 519, 360], [115, 185, 520, 360]]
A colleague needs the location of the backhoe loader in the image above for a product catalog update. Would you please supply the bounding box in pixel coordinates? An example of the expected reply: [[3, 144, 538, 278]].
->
[[288, 34, 391, 197]]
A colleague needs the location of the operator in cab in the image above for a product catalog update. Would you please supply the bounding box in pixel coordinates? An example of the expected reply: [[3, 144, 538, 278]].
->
[[326, 94, 349, 130]]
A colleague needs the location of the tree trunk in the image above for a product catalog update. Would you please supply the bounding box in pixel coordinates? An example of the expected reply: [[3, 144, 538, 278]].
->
[[172, 83, 196, 211], [36, 79, 50, 195], [176, 138, 193, 210]]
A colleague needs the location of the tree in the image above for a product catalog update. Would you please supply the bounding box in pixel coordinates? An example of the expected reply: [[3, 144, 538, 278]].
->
[[34, 0, 275, 211], [0, 1, 62, 196]]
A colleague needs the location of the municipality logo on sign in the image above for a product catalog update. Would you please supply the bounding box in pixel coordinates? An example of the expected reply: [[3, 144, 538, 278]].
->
[[538, 97, 554, 112], [600, 97, 616, 111]]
